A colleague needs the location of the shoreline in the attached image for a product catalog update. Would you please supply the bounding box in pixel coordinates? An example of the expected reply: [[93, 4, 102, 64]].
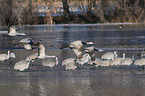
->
[[18, 22, 141, 27], [0, 23, 142, 27]]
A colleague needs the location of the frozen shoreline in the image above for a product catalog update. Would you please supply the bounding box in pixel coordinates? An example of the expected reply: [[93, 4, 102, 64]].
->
[[20, 22, 140, 27], [0, 23, 142, 28]]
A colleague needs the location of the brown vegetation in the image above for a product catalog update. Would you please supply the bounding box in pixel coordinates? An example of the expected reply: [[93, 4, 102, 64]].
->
[[0, 0, 145, 26]]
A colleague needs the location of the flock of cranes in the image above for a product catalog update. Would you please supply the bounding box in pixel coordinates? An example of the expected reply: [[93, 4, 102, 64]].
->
[[13, 39, 58, 71], [0, 25, 145, 72], [1, 26, 58, 71], [61, 41, 145, 70]]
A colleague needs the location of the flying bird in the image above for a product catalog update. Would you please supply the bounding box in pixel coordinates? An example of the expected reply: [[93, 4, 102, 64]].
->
[[14, 38, 36, 50]]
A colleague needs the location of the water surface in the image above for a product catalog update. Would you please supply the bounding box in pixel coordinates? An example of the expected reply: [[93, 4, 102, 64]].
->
[[0, 23, 145, 96]]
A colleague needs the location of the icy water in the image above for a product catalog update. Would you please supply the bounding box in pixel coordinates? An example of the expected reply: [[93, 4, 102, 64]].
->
[[0, 23, 145, 96]]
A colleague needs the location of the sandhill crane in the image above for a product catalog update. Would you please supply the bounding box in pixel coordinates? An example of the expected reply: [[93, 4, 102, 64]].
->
[[7, 25, 26, 36]]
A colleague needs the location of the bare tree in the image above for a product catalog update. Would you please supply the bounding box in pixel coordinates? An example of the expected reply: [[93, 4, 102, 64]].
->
[[0, 0, 14, 26], [26, 0, 33, 25], [93, 0, 106, 22], [138, 0, 145, 22], [1, 0, 145, 25], [62, 0, 70, 18], [41, 0, 60, 24], [0, 0, 36, 26]]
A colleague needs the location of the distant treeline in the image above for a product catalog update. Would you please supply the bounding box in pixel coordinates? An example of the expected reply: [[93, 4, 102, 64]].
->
[[0, 0, 145, 26]]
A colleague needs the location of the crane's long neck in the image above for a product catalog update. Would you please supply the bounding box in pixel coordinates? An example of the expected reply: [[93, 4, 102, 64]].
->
[[114, 51, 118, 58], [123, 53, 125, 59], [38, 44, 46, 59], [7, 50, 10, 59], [25, 57, 31, 67]]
